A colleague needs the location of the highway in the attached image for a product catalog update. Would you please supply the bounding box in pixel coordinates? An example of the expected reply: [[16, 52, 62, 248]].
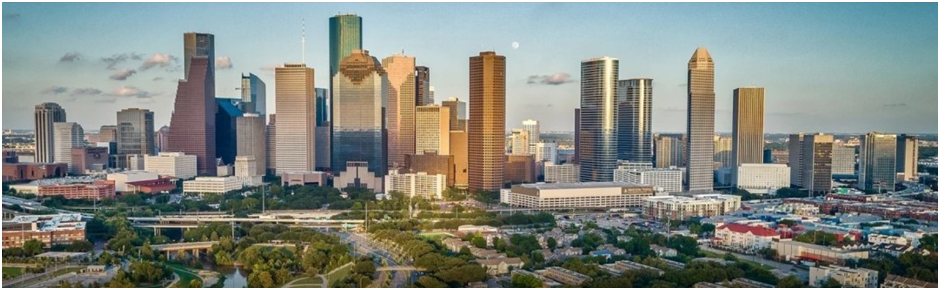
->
[[343, 232, 411, 288]]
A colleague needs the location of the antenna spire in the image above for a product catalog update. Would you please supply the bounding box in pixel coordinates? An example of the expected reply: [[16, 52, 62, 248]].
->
[[302, 18, 306, 64]]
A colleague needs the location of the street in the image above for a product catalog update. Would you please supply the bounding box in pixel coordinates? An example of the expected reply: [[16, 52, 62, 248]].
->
[[343, 232, 410, 288], [699, 243, 809, 282]]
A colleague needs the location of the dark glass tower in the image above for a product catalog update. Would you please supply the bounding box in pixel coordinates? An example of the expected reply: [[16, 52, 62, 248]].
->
[[617, 78, 653, 164]]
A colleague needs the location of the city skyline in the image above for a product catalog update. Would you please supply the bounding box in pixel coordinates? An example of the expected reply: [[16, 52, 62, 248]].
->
[[3, 3, 937, 134]]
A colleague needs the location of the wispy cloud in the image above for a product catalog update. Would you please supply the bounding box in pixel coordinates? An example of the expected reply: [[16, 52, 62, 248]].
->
[[216, 56, 233, 70], [527, 73, 574, 85], [59, 52, 82, 63], [140, 53, 178, 70], [109, 69, 137, 80], [71, 88, 103, 96], [108, 86, 155, 99], [41, 86, 68, 95], [152, 77, 164, 82]]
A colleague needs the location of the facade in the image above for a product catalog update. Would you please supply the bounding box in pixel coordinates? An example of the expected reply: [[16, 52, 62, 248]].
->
[[831, 145, 856, 176], [154, 126, 169, 153], [70, 147, 109, 174], [642, 194, 742, 221], [234, 156, 262, 185], [334, 161, 384, 192], [215, 98, 243, 165], [240, 73, 267, 115], [38, 182, 115, 200], [183, 176, 249, 195], [415, 66, 432, 106], [332, 50, 387, 183], [384, 169, 446, 199], [504, 154, 536, 184], [574, 108, 580, 164], [329, 14, 363, 112], [168, 55, 216, 176], [275, 64, 317, 174], [35, 102, 67, 163], [794, 133, 834, 193], [501, 182, 654, 210], [1, 214, 85, 248], [53, 122, 84, 172], [281, 171, 327, 186], [731, 87, 765, 185], [771, 239, 869, 264], [236, 113, 267, 176], [116, 108, 155, 157], [895, 134, 918, 181], [544, 163, 580, 183], [442, 97, 467, 131], [522, 119, 540, 143], [383, 54, 417, 168], [106, 170, 159, 193], [404, 153, 455, 187], [809, 265, 879, 288], [144, 152, 197, 180], [613, 166, 683, 193], [510, 128, 530, 155], [98, 125, 118, 143], [713, 223, 778, 252], [714, 135, 733, 170], [736, 163, 790, 194], [468, 51, 506, 192], [266, 114, 277, 173], [859, 132, 897, 193], [579, 57, 619, 182], [655, 134, 685, 168], [531, 142, 558, 164], [539, 267, 591, 286], [685, 47, 716, 192], [616, 78, 653, 163], [415, 105, 450, 155], [450, 130, 469, 188]]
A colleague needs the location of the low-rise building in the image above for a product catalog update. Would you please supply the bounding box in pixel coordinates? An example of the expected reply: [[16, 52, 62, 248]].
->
[[602, 260, 665, 276], [642, 194, 742, 221], [713, 223, 778, 253], [281, 171, 327, 187], [124, 177, 177, 194], [2, 162, 69, 182], [881, 274, 939, 288], [544, 163, 579, 183], [475, 257, 524, 275], [538, 267, 590, 286], [106, 170, 159, 193], [730, 278, 775, 288], [554, 246, 583, 259], [501, 182, 654, 210], [144, 152, 197, 179], [1, 214, 86, 248], [38, 181, 115, 200], [384, 170, 446, 199], [809, 265, 879, 288], [735, 163, 790, 194], [650, 244, 678, 257], [183, 176, 250, 195], [442, 237, 471, 252], [771, 239, 869, 264], [613, 166, 683, 193], [511, 269, 561, 288], [867, 234, 909, 246]]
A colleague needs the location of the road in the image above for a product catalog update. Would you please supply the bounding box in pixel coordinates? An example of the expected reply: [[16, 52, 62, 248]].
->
[[343, 232, 410, 288], [699, 244, 809, 281]]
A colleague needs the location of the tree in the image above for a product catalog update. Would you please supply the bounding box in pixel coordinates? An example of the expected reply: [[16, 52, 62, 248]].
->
[[23, 239, 44, 256], [920, 234, 938, 252], [471, 236, 487, 248], [416, 276, 448, 288], [547, 237, 558, 250], [511, 273, 543, 288], [352, 260, 376, 275], [821, 278, 842, 288], [758, 247, 777, 260], [776, 276, 805, 288]]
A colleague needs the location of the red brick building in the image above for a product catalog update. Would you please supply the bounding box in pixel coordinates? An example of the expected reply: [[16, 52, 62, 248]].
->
[[2, 163, 68, 182], [37, 181, 115, 200]]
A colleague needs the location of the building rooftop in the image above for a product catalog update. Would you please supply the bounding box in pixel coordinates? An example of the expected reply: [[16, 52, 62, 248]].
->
[[718, 223, 777, 237], [517, 182, 651, 190], [9, 214, 86, 231]]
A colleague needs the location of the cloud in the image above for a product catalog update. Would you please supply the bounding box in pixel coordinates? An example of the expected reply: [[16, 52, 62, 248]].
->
[[883, 103, 907, 108], [59, 52, 82, 63], [100, 53, 142, 70], [527, 73, 574, 85], [108, 86, 155, 99], [109, 69, 137, 80], [215, 56, 233, 70], [41, 86, 68, 95], [140, 53, 178, 70], [71, 88, 103, 96], [152, 77, 164, 81]]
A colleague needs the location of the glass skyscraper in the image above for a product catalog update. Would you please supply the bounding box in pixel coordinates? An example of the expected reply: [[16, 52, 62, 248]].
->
[[859, 132, 897, 193], [579, 57, 619, 182], [332, 50, 387, 181], [617, 78, 653, 164], [685, 47, 715, 192], [240, 73, 266, 116]]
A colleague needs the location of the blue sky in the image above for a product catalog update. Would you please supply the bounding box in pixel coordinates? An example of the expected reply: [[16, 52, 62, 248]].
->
[[3, 2, 938, 133]]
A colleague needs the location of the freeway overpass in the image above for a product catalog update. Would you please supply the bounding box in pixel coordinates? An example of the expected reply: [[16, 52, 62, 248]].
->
[[151, 241, 218, 258]]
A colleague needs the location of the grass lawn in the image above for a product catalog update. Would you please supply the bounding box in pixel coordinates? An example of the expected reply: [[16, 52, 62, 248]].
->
[[167, 263, 203, 288], [325, 263, 352, 287], [3, 267, 24, 278]]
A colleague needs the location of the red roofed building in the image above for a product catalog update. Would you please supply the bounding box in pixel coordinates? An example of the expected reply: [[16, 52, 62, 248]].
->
[[713, 223, 779, 253], [125, 177, 177, 194]]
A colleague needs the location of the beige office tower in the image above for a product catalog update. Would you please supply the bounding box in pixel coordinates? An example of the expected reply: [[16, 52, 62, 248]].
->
[[383, 54, 417, 169], [266, 114, 277, 174], [801, 133, 834, 194], [685, 47, 716, 192], [656, 134, 686, 168], [831, 145, 856, 176], [522, 119, 540, 143], [98, 125, 118, 143], [442, 97, 467, 131], [896, 134, 918, 181], [275, 64, 317, 174], [450, 130, 469, 188], [117, 108, 155, 156], [35, 102, 67, 163], [859, 132, 897, 192], [788, 133, 805, 187], [731, 87, 765, 186], [53, 122, 83, 172], [468, 51, 505, 192], [415, 105, 450, 155], [714, 135, 732, 170], [237, 113, 267, 175], [510, 129, 530, 155]]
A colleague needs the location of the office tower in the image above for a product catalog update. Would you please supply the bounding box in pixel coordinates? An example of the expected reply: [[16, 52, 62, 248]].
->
[[685, 47, 716, 192], [763, 148, 773, 164], [145, 152, 198, 180], [116, 108, 155, 156], [236, 113, 267, 176], [275, 64, 316, 174], [791, 133, 833, 194], [574, 108, 580, 164], [383, 54, 417, 169], [99, 125, 118, 143], [450, 130, 469, 188], [53, 122, 83, 172], [617, 78, 653, 163], [655, 134, 685, 168], [442, 97, 467, 131], [332, 49, 387, 187], [468, 51, 506, 192], [154, 126, 169, 153], [266, 114, 277, 174], [169, 32, 216, 176], [522, 119, 540, 143], [216, 98, 243, 165], [70, 147, 109, 174], [731, 87, 765, 186], [510, 129, 530, 155], [714, 135, 732, 169], [34, 102, 67, 163], [788, 134, 805, 187], [430, 87, 436, 104], [504, 154, 536, 184], [315, 88, 329, 126], [832, 145, 856, 176], [240, 73, 267, 115], [404, 153, 455, 187], [532, 142, 558, 164], [859, 132, 897, 192], [896, 134, 918, 181], [314, 88, 331, 171], [415, 105, 450, 155], [544, 163, 580, 183], [416, 66, 432, 106], [329, 13, 363, 121], [579, 56, 619, 182]]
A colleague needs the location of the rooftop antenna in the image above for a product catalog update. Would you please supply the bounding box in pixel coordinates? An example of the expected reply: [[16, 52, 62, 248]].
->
[[302, 18, 306, 64]]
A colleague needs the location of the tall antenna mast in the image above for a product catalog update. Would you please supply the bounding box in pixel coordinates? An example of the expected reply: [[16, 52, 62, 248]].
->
[[302, 18, 306, 64]]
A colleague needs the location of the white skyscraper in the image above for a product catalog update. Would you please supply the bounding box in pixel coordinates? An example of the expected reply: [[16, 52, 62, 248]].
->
[[275, 64, 317, 174], [53, 122, 84, 172], [522, 119, 540, 143]]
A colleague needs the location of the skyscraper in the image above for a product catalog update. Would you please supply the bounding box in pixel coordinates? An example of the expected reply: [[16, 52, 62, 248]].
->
[[332, 49, 387, 189], [53, 122, 83, 172], [442, 97, 467, 131], [416, 66, 432, 106], [859, 132, 897, 192], [655, 134, 686, 168], [169, 32, 216, 176], [34, 102, 66, 163], [468, 51, 506, 192], [240, 73, 267, 115], [265, 114, 277, 174], [896, 134, 918, 181], [685, 47, 715, 192], [579, 56, 619, 182], [315, 88, 329, 126], [574, 108, 580, 164], [154, 126, 169, 153], [714, 135, 732, 170], [731, 87, 765, 186], [117, 108, 155, 156], [329, 14, 363, 119], [383, 54, 417, 169], [617, 78, 653, 163], [315, 88, 331, 171], [510, 129, 530, 155], [788, 133, 805, 187], [275, 64, 316, 174], [415, 105, 450, 155], [216, 98, 243, 165], [236, 113, 267, 176], [522, 119, 540, 143], [791, 133, 833, 194], [99, 125, 118, 143], [831, 145, 856, 176]]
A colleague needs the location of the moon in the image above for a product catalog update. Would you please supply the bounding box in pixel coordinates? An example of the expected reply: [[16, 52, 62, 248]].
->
[[511, 41, 520, 50]]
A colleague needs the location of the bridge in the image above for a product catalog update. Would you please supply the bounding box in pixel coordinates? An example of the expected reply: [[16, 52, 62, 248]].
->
[[376, 266, 425, 272], [128, 215, 364, 233], [151, 241, 218, 258]]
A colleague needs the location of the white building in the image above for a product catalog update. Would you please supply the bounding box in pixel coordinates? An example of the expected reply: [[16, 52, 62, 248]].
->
[[334, 161, 383, 193], [531, 142, 558, 164], [53, 122, 84, 172], [642, 194, 742, 221], [614, 166, 683, 193], [867, 234, 909, 246], [510, 128, 530, 155], [183, 176, 249, 195], [544, 163, 579, 183], [106, 170, 159, 193], [501, 182, 654, 210], [144, 152, 197, 180], [736, 163, 790, 194], [127, 154, 145, 170], [235, 156, 263, 186], [712, 223, 778, 253], [383, 169, 446, 200], [810, 265, 879, 288], [522, 119, 540, 142]]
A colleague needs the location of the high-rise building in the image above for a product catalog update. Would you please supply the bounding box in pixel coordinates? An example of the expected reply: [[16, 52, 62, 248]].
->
[[53, 122, 83, 172], [468, 51, 506, 192], [522, 119, 540, 143], [383, 54, 417, 169], [265, 114, 277, 174], [216, 98, 243, 165], [415, 105, 450, 155], [544, 163, 579, 183], [574, 108, 580, 164], [154, 126, 169, 153], [329, 13, 363, 119], [315, 88, 329, 126], [617, 78, 653, 164], [532, 142, 558, 164], [34, 103, 67, 163], [416, 66, 432, 106], [896, 134, 918, 181], [236, 113, 267, 176], [333, 50, 386, 186], [655, 134, 686, 168], [169, 32, 216, 175], [450, 130, 469, 188], [831, 145, 856, 176], [240, 73, 267, 115], [510, 129, 530, 155], [614, 166, 683, 193], [505, 154, 536, 184], [315, 88, 331, 171], [98, 125, 118, 143], [144, 152, 197, 180], [685, 47, 716, 192], [404, 153, 455, 187], [714, 135, 733, 170], [736, 163, 790, 194], [859, 132, 897, 193], [731, 87, 765, 186], [275, 64, 316, 174], [788, 133, 805, 186], [790, 133, 833, 194], [117, 108, 155, 157], [70, 147, 109, 174], [384, 169, 446, 200], [579, 57, 619, 182], [442, 97, 467, 131]]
